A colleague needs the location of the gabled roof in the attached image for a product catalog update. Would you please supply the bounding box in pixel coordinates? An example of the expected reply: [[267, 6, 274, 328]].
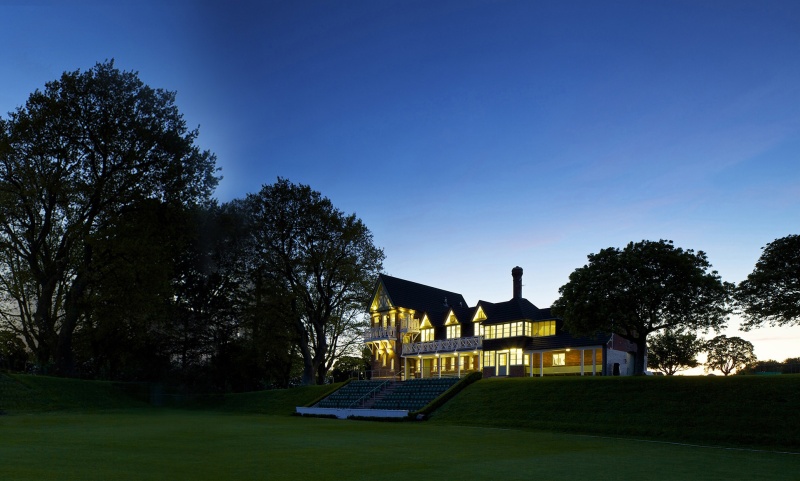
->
[[377, 274, 468, 325], [477, 298, 554, 325]]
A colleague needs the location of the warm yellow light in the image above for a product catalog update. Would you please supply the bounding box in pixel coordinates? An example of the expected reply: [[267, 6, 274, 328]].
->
[[566, 348, 571, 352]]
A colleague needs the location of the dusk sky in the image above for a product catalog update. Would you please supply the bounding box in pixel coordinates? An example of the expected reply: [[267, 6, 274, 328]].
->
[[2, 0, 799, 371]]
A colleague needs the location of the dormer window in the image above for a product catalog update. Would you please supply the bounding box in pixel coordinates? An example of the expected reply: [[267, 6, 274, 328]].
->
[[446, 324, 461, 339], [445, 312, 461, 339]]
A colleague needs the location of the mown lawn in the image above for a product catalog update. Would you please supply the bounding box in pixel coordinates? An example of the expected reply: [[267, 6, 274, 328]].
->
[[1, 411, 798, 481], [430, 375, 800, 449]]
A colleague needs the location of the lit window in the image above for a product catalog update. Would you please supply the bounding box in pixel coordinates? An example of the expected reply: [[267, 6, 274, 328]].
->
[[421, 328, 434, 342], [532, 320, 556, 337], [447, 324, 461, 338], [552, 352, 565, 366]]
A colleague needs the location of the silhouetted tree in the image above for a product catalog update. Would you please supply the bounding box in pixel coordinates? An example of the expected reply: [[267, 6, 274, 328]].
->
[[647, 328, 705, 375], [554, 239, 732, 375], [0, 328, 29, 371], [736, 234, 800, 330], [0, 60, 218, 376], [241, 179, 384, 385], [705, 335, 756, 376]]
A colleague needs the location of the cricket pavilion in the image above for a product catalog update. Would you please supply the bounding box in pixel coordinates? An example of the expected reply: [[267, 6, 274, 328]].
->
[[364, 266, 639, 380]]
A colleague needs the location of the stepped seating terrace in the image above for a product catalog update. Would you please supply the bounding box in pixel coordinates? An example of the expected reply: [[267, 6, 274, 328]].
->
[[314, 380, 389, 409], [370, 377, 459, 411]]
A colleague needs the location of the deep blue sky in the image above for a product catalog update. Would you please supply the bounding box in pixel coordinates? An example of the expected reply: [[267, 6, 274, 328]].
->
[[2, 0, 799, 369]]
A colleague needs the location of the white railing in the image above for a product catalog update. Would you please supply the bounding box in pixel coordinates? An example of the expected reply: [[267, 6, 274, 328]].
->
[[400, 319, 420, 334], [401, 336, 482, 355], [363, 325, 397, 342]]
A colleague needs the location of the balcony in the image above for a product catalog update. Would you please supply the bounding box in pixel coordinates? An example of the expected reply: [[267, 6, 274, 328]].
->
[[363, 325, 397, 342], [400, 318, 420, 334], [401, 336, 482, 355]]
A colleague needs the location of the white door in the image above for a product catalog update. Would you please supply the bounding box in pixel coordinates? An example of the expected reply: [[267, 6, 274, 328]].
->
[[498, 352, 508, 376]]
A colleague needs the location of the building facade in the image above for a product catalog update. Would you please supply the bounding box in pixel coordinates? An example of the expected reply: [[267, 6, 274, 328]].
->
[[363, 267, 639, 379]]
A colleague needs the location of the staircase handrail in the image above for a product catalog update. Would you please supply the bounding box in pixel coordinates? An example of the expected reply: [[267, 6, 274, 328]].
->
[[349, 378, 393, 408]]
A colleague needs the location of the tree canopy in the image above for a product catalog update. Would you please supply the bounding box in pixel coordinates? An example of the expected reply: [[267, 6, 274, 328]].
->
[[0, 60, 218, 375], [705, 335, 757, 376], [0, 62, 388, 391], [553, 239, 731, 375], [646, 329, 705, 376], [735, 234, 800, 330], [240, 178, 384, 385]]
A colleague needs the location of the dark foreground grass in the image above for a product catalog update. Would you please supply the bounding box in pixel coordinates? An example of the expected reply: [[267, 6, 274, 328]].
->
[[430, 375, 800, 449], [1, 411, 798, 481]]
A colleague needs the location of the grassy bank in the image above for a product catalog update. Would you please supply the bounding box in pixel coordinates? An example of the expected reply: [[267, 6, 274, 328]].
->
[[0, 372, 338, 415], [3, 372, 799, 449], [430, 375, 800, 448], [0, 373, 145, 412]]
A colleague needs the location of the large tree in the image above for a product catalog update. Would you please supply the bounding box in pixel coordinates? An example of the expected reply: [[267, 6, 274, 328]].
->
[[646, 329, 705, 375], [553, 239, 732, 375], [736, 234, 800, 330], [705, 335, 757, 376], [242, 178, 384, 385], [0, 61, 218, 376]]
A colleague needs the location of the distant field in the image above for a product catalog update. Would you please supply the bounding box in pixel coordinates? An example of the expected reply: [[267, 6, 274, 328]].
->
[[1, 411, 798, 481]]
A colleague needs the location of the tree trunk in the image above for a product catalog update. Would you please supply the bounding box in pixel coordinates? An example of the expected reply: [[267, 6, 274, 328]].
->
[[633, 336, 648, 375]]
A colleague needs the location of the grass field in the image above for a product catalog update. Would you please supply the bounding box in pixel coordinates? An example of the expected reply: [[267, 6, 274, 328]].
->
[[2, 373, 800, 480], [1, 411, 798, 481]]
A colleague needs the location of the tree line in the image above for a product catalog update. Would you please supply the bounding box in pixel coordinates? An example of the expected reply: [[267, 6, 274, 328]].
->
[[553, 237, 800, 376], [1, 62, 796, 389], [0, 62, 383, 390]]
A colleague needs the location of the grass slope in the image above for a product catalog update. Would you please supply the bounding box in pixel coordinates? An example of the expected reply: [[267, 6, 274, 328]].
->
[[0, 373, 145, 412], [1, 411, 798, 481], [0, 373, 339, 416], [3, 372, 799, 449], [187, 382, 342, 415], [430, 375, 800, 448]]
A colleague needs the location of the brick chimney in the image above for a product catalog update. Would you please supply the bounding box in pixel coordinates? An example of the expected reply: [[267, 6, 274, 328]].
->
[[512, 266, 523, 299]]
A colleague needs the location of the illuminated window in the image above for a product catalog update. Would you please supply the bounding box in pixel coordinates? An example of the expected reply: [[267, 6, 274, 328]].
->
[[475, 322, 484, 337], [509, 349, 523, 365], [447, 324, 461, 338], [483, 351, 495, 367], [421, 328, 434, 342], [552, 352, 565, 366], [532, 320, 556, 337]]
